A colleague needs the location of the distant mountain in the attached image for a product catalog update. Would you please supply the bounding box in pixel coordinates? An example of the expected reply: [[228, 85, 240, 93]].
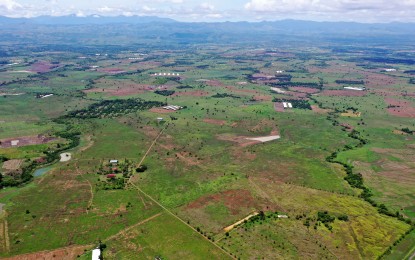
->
[[1, 16, 415, 48], [0, 15, 176, 25]]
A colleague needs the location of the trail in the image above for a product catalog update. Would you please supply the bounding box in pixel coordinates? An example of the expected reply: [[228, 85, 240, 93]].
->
[[4, 244, 92, 260], [0, 218, 10, 253], [136, 123, 169, 169], [104, 213, 162, 242], [129, 183, 235, 259], [75, 163, 94, 213]]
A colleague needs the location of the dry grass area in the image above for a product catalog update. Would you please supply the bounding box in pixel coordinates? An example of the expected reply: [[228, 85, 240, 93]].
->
[[385, 97, 415, 118], [5, 245, 91, 260], [289, 87, 320, 94], [2, 160, 23, 171], [84, 79, 153, 96], [311, 105, 332, 114], [149, 107, 176, 114]]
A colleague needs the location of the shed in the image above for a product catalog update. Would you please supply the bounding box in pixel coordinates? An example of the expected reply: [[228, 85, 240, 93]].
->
[[109, 160, 118, 164], [92, 248, 101, 260]]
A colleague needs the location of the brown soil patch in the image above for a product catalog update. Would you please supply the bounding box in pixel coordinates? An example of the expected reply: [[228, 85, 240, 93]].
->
[[364, 71, 397, 89], [217, 134, 261, 147], [149, 107, 176, 114], [252, 95, 273, 101], [340, 123, 354, 132], [320, 90, 367, 97], [289, 87, 320, 94], [187, 189, 256, 215], [84, 79, 153, 96], [274, 102, 285, 112], [172, 90, 210, 97], [203, 118, 226, 126], [175, 152, 200, 166], [30, 62, 59, 73], [385, 97, 415, 118], [5, 245, 91, 260], [311, 105, 332, 114], [205, 80, 225, 87], [0, 135, 56, 148]]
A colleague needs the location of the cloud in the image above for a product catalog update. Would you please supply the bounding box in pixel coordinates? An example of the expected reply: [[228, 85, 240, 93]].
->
[[243, 0, 415, 22], [0, 0, 22, 10]]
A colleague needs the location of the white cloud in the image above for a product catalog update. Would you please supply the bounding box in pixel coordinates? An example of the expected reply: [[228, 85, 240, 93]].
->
[[200, 2, 215, 11], [243, 0, 415, 22], [0, 0, 22, 10]]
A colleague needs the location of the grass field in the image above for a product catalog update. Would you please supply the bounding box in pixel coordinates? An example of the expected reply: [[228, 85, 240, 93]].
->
[[0, 45, 414, 259]]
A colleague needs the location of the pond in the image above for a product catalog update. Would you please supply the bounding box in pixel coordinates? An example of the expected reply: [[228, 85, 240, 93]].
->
[[33, 166, 54, 177]]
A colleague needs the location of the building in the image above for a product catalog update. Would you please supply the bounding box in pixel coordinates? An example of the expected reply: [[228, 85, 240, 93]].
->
[[109, 160, 118, 165], [344, 86, 365, 91], [92, 248, 101, 260]]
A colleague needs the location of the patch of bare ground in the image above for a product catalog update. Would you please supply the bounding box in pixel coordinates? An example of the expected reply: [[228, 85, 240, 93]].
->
[[174, 152, 200, 166], [148, 107, 176, 114], [252, 95, 273, 101], [289, 86, 320, 94], [311, 105, 332, 114], [0, 135, 57, 148], [364, 71, 398, 89], [203, 118, 226, 126], [187, 190, 257, 215], [205, 80, 225, 87], [274, 102, 285, 112], [385, 97, 415, 118], [29, 62, 60, 73], [5, 245, 91, 260]]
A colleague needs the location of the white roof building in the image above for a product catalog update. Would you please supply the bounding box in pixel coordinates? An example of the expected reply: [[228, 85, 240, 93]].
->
[[92, 248, 101, 260]]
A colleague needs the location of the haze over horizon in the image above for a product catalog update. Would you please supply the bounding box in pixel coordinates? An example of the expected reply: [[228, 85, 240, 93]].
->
[[1, 0, 415, 23]]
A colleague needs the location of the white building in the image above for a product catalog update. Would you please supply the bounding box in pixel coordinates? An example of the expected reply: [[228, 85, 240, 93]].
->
[[92, 248, 101, 260]]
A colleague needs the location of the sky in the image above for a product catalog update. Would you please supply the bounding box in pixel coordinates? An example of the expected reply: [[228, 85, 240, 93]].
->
[[1, 0, 415, 23]]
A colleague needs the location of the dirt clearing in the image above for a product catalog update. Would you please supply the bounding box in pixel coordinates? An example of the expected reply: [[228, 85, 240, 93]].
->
[[5, 245, 92, 260], [0, 135, 56, 148], [223, 212, 259, 232], [60, 153, 72, 162]]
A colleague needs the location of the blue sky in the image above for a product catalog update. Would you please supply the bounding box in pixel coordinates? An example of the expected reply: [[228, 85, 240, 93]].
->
[[1, 0, 415, 22]]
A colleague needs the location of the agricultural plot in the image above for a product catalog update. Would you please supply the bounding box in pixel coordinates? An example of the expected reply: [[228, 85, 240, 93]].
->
[[0, 42, 414, 259]]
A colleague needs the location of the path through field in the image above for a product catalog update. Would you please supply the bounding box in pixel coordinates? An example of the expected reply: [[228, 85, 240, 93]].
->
[[104, 212, 163, 242]]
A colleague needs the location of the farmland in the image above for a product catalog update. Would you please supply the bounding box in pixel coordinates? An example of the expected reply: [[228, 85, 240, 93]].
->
[[0, 27, 414, 259]]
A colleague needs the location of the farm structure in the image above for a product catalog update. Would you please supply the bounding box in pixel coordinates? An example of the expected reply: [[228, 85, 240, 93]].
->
[[283, 102, 293, 109], [163, 105, 183, 111], [1, 159, 24, 176], [153, 72, 180, 76], [344, 86, 365, 91]]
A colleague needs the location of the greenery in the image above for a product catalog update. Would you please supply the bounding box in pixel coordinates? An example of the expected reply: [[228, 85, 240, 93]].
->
[[272, 98, 312, 110], [154, 90, 175, 96], [62, 99, 165, 119]]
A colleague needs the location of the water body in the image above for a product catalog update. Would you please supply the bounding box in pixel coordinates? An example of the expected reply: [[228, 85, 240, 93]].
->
[[33, 166, 53, 177]]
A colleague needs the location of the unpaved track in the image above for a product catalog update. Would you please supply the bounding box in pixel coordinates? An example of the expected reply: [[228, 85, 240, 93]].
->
[[104, 213, 163, 242]]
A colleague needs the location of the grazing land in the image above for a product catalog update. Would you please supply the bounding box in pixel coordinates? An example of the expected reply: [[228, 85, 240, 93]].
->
[[0, 20, 414, 259]]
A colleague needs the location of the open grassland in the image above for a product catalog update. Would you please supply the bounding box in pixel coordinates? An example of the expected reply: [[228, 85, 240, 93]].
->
[[0, 46, 414, 259]]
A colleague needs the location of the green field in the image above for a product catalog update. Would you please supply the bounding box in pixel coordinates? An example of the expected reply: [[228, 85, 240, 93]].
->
[[0, 43, 414, 259]]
